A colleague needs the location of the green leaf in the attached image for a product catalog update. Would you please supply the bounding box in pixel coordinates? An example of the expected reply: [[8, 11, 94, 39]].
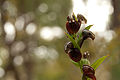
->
[[85, 25, 93, 30], [91, 55, 108, 70], [65, 32, 80, 50], [77, 32, 82, 43]]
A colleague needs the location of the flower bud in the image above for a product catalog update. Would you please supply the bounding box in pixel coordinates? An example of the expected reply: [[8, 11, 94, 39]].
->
[[82, 65, 96, 80], [68, 48, 82, 62], [64, 42, 74, 54]]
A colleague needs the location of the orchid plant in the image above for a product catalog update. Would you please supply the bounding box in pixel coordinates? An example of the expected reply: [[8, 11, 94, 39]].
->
[[64, 13, 108, 80]]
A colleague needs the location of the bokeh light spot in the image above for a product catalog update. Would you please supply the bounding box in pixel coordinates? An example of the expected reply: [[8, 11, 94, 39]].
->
[[40, 26, 64, 41], [11, 41, 26, 54], [26, 23, 36, 35], [0, 48, 9, 60], [0, 68, 5, 78], [40, 27, 54, 41], [38, 3, 48, 13], [13, 56, 23, 66], [4, 22, 15, 35], [34, 46, 59, 60], [15, 16, 25, 31], [4, 22, 16, 43], [47, 12, 57, 21]]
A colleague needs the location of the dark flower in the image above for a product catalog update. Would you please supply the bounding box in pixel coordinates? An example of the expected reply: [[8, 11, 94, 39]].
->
[[79, 29, 95, 48], [66, 16, 81, 34], [68, 48, 82, 62], [82, 65, 96, 80], [82, 29, 95, 40], [64, 41, 74, 54], [77, 14, 87, 24]]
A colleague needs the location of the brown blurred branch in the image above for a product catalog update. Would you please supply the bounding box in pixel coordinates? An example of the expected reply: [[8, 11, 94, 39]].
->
[[111, 0, 120, 29]]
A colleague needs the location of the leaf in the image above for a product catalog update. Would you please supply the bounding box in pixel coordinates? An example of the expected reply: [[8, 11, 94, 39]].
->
[[77, 32, 82, 43], [65, 32, 80, 50], [91, 55, 108, 70], [85, 25, 93, 30]]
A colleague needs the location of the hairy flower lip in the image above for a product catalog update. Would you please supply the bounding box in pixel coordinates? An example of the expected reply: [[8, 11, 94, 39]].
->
[[64, 41, 74, 54], [82, 29, 95, 40], [68, 48, 82, 62], [82, 65, 96, 80], [84, 73, 96, 80], [82, 65, 95, 74], [79, 29, 95, 48], [66, 21, 80, 34], [66, 15, 81, 34]]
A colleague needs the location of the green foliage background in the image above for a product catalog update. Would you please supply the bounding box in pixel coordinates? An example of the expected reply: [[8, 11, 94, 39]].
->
[[0, 0, 120, 80]]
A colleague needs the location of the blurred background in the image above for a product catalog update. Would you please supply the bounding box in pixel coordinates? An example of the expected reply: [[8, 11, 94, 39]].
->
[[0, 0, 120, 80]]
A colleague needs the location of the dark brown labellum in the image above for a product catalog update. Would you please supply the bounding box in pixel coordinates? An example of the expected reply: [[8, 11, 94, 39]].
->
[[82, 65, 96, 80], [66, 16, 81, 34], [64, 42, 74, 54], [78, 29, 95, 48], [68, 48, 82, 62], [82, 29, 95, 40], [85, 73, 96, 80], [66, 21, 80, 34]]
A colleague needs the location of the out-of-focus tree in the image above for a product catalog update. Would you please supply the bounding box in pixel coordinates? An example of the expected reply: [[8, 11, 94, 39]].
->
[[108, 0, 120, 80], [0, 0, 72, 80], [107, 28, 120, 80], [111, 0, 120, 29]]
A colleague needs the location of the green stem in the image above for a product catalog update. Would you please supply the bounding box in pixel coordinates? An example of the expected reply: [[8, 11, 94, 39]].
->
[[82, 75, 87, 80], [78, 61, 84, 80], [78, 61, 81, 70]]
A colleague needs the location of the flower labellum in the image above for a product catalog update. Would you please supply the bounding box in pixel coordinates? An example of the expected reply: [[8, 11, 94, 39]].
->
[[66, 16, 81, 34], [82, 65, 96, 80], [82, 29, 95, 40], [64, 41, 74, 54], [68, 48, 82, 62], [79, 29, 95, 48]]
